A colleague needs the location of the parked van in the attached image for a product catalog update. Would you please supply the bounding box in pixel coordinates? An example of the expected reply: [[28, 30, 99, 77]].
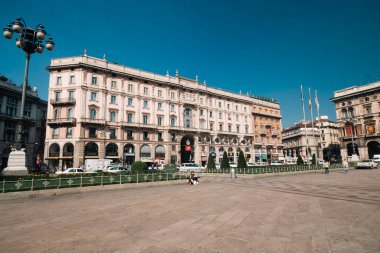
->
[[85, 159, 113, 173], [373, 154, 380, 165]]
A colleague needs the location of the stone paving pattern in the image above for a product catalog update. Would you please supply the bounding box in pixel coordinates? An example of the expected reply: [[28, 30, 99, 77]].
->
[[0, 169, 379, 253]]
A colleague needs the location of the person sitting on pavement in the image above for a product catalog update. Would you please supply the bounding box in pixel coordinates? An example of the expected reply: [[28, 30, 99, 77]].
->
[[188, 171, 199, 185]]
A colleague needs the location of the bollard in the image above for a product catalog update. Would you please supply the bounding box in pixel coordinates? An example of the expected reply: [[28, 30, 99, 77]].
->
[[231, 168, 236, 179]]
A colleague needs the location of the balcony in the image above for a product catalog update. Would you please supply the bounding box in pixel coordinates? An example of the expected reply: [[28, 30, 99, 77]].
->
[[47, 118, 76, 126], [81, 118, 106, 125], [50, 98, 76, 106]]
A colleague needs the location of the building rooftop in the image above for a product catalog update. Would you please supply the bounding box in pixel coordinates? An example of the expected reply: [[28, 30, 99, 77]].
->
[[331, 81, 380, 101]]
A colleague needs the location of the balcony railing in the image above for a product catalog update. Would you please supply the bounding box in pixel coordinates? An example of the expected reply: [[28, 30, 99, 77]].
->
[[47, 118, 76, 125], [81, 118, 106, 125], [50, 98, 76, 106]]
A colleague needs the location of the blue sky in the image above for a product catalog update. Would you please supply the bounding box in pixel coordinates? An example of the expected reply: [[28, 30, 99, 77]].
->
[[1, 0, 380, 128]]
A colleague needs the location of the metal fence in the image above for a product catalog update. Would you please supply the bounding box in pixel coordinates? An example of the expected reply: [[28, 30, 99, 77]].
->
[[1, 172, 185, 193], [205, 163, 343, 174]]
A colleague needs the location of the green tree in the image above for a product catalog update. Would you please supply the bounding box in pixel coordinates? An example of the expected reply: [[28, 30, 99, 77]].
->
[[237, 151, 247, 168], [206, 153, 216, 169], [297, 155, 304, 165], [220, 151, 230, 169], [131, 161, 147, 173], [312, 154, 316, 165]]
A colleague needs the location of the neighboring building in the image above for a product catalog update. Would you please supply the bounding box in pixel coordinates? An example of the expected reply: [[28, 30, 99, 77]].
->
[[282, 116, 340, 162], [0, 75, 47, 171], [331, 82, 380, 160], [45, 54, 282, 170], [251, 98, 283, 163]]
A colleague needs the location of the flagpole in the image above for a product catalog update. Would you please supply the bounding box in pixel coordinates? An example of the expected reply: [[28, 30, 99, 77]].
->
[[315, 90, 323, 161], [308, 88, 316, 161], [301, 85, 310, 167]]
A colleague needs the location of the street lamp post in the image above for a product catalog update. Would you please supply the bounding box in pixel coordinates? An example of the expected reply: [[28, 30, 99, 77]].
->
[[2, 17, 55, 175], [346, 117, 359, 162]]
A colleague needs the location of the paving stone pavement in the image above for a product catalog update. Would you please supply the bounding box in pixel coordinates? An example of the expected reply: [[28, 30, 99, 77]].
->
[[0, 169, 379, 253]]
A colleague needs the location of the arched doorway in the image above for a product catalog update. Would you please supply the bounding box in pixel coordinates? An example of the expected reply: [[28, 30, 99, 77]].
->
[[85, 142, 98, 157], [367, 141, 380, 159], [106, 143, 119, 163], [180, 135, 194, 163], [62, 143, 74, 170], [124, 144, 135, 165], [155, 145, 165, 165], [48, 143, 60, 171], [346, 143, 359, 157]]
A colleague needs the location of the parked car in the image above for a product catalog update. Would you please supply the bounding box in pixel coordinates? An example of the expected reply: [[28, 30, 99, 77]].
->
[[247, 162, 256, 167], [355, 160, 378, 169], [106, 165, 129, 173], [270, 161, 285, 166], [179, 163, 205, 172], [230, 164, 238, 168], [56, 168, 86, 174]]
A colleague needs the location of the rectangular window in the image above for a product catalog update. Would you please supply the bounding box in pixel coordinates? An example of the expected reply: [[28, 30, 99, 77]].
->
[[200, 109, 204, 116], [157, 102, 162, 110], [158, 90, 162, 97], [143, 131, 149, 140], [171, 92, 175, 99], [110, 95, 116, 104], [90, 92, 97, 101], [55, 92, 61, 102], [219, 124, 223, 131], [236, 115, 239, 121], [66, 127, 73, 138], [127, 130, 133, 140], [128, 84, 133, 92], [91, 76, 97, 85], [128, 98, 133, 106], [69, 91, 75, 101], [69, 75, 75, 84], [210, 111, 213, 118], [89, 127, 97, 138], [219, 112, 222, 119], [56, 77, 62, 85], [158, 132, 163, 141], [143, 100, 149, 109], [200, 98, 203, 104], [219, 101, 222, 108], [236, 126, 240, 133], [111, 80, 116, 89], [228, 114, 231, 120], [53, 128, 59, 138], [144, 87, 148, 95], [127, 113, 133, 122], [236, 105, 238, 111], [244, 107, 247, 112], [209, 99, 212, 106], [170, 104, 175, 112], [143, 115, 148, 125], [110, 111, 116, 121], [157, 116, 162, 126], [245, 126, 248, 134], [171, 133, 176, 141], [227, 104, 230, 109], [210, 123, 213, 131], [110, 128, 116, 139]]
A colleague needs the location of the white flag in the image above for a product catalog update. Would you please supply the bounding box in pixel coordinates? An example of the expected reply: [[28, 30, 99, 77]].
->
[[315, 90, 320, 111]]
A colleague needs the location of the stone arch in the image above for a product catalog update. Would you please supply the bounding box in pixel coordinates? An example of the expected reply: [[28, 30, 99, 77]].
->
[[49, 143, 60, 157], [85, 142, 98, 156]]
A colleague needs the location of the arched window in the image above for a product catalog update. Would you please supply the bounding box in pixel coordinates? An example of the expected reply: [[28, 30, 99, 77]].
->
[[106, 143, 118, 156], [140, 144, 151, 158], [63, 143, 74, 156], [49, 143, 60, 157], [155, 145, 165, 159], [90, 109, 96, 119], [110, 111, 116, 122], [85, 142, 98, 156]]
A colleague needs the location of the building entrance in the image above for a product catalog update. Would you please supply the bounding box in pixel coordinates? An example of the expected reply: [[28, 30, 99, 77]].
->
[[180, 135, 195, 163]]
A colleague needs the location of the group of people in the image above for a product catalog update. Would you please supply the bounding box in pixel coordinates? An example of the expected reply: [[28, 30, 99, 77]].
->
[[323, 159, 349, 174]]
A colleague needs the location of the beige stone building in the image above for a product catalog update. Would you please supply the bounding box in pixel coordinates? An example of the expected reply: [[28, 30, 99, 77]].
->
[[331, 82, 380, 160], [0, 75, 47, 171], [45, 54, 282, 170], [282, 116, 339, 162]]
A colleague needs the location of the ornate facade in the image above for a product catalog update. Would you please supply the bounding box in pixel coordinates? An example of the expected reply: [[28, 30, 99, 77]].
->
[[331, 82, 380, 160], [45, 54, 282, 170]]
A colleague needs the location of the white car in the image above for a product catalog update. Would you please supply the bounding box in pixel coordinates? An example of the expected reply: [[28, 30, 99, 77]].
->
[[230, 164, 238, 168], [106, 165, 129, 173], [56, 168, 86, 174], [270, 161, 284, 166], [355, 160, 378, 169], [179, 163, 205, 172], [247, 162, 256, 167]]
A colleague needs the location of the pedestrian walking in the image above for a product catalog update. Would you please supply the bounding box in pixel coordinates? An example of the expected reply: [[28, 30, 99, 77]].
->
[[323, 160, 330, 174], [343, 159, 349, 174]]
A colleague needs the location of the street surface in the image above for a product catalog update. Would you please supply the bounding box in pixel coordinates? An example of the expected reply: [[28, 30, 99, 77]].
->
[[1, 169, 379, 253]]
